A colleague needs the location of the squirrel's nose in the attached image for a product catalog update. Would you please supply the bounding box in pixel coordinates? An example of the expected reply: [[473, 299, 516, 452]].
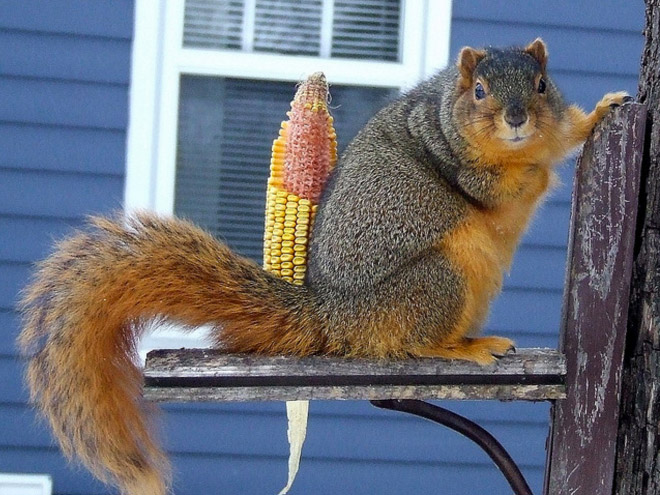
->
[[504, 110, 528, 128]]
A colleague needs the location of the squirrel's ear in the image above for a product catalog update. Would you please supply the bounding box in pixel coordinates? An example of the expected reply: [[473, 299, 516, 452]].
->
[[457, 47, 486, 86], [524, 38, 548, 71]]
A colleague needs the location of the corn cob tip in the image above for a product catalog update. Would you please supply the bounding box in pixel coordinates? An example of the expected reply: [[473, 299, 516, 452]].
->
[[292, 72, 330, 111], [307, 71, 327, 85]]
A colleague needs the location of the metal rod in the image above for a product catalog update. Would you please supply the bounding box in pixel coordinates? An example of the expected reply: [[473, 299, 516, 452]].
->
[[370, 399, 533, 495]]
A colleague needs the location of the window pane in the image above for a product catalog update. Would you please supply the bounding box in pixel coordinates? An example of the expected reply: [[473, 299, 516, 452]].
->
[[332, 0, 401, 61], [183, 0, 402, 61], [183, 0, 244, 50], [253, 0, 323, 55], [174, 75, 397, 262]]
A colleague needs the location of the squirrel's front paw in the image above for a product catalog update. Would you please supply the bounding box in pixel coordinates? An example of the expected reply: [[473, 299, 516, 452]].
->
[[594, 92, 634, 120]]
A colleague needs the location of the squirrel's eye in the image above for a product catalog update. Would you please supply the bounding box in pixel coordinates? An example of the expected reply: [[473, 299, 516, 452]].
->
[[474, 82, 487, 100], [537, 78, 547, 94]]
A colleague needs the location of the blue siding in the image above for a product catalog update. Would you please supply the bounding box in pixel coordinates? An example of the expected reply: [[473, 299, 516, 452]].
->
[[0, 0, 134, 38], [453, 0, 643, 31], [0, 1, 130, 495], [0, 124, 127, 174], [0, 216, 87, 262], [0, 170, 124, 217], [0, 77, 128, 129], [0, 1, 646, 495], [0, 30, 132, 84]]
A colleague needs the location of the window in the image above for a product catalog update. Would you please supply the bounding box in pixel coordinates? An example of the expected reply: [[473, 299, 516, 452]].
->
[[126, 0, 452, 354]]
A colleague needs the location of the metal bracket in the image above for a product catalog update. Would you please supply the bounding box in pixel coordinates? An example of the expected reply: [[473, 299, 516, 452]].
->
[[371, 399, 533, 495]]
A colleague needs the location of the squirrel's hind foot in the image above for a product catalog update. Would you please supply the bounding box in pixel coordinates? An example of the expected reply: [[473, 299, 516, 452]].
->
[[415, 336, 516, 365]]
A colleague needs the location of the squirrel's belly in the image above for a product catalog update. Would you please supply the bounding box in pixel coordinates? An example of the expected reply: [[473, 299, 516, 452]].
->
[[436, 195, 541, 335], [435, 211, 509, 334]]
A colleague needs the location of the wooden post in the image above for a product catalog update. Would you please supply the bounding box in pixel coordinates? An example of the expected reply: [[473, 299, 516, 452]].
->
[[544, 103, 646, 495]]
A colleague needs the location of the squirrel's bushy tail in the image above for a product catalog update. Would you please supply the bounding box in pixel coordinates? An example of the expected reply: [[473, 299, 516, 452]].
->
[[18, 213, 325, 495]]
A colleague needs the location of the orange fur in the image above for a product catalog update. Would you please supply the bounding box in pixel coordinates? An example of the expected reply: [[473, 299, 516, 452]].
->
[[18, 214, 325, 495], [418, 84, 630, 363]]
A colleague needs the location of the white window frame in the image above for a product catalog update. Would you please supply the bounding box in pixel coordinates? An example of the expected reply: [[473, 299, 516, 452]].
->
[[0, 474, 52, 495], [125, 0, 453, 354]]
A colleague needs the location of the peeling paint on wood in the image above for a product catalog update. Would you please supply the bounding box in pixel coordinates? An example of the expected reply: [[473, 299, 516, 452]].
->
[[143, 383, 566, 402], [143, 347, 565, 402], [544, 103, 646, 495]]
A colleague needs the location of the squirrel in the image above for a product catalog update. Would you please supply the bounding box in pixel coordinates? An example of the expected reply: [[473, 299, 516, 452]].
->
[[18, 39, 631, 495]]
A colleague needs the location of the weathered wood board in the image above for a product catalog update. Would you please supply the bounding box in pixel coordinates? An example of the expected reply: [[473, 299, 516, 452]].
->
[[143, 347, 565, 402], [544, 103, 646, 495]]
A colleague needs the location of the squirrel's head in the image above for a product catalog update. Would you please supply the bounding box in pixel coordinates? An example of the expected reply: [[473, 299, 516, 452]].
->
[[453, 39, 565, 159]]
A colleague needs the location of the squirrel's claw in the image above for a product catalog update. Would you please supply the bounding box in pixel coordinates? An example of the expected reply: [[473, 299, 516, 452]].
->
[[609, 95, 633, 109], [593, 91, 632, 120], [492, 344, 516, 359]]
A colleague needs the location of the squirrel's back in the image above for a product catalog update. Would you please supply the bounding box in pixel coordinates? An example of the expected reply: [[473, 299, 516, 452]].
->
[[307, 39, 586, 357]]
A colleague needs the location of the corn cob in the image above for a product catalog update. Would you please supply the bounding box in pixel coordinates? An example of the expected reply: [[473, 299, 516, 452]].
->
[[263, 72, 337, 284], [263, 73, 337, 495]]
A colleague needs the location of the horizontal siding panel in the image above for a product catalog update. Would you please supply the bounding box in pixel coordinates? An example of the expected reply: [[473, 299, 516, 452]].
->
[[0, 0, 133, 39], [505, 246, 567, 291], [0, 404, 56, 447], [0, 402, 548, 467], [0, 124, 126, 174], [452, 0, 644, 32], [0, 216, 83, 263], [0, 77, 128, 130], [0, 445, 543, 495], [0, 170, 123, 219], [0, 30, 131, 84], [450, 20, 643, 77], [546, 162, 575, 203], [169, 454, 543, 495], [0, 356, 26, 403], [0, 310, 20, 356], [521, 201, 571, 248], [165, 412, 548, 469], [162, 399, 552, 425], [508, 331, 559, 349], [551, 71, 640, 111], [488, 289, 562, 335], [1, 263, 30, 311]]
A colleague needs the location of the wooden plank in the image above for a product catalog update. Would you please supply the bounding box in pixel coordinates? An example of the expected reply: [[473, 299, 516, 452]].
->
[[144, 383, 566, 403], [544, 103, 646, 495], [143, 348, 565, 402]]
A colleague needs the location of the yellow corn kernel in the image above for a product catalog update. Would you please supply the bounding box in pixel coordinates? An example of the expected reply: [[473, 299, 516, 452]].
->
[[263, 72, 336, 290]]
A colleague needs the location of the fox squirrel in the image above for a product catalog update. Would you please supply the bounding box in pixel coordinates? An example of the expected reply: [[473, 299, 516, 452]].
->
[[18, 39, 630, 495]]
